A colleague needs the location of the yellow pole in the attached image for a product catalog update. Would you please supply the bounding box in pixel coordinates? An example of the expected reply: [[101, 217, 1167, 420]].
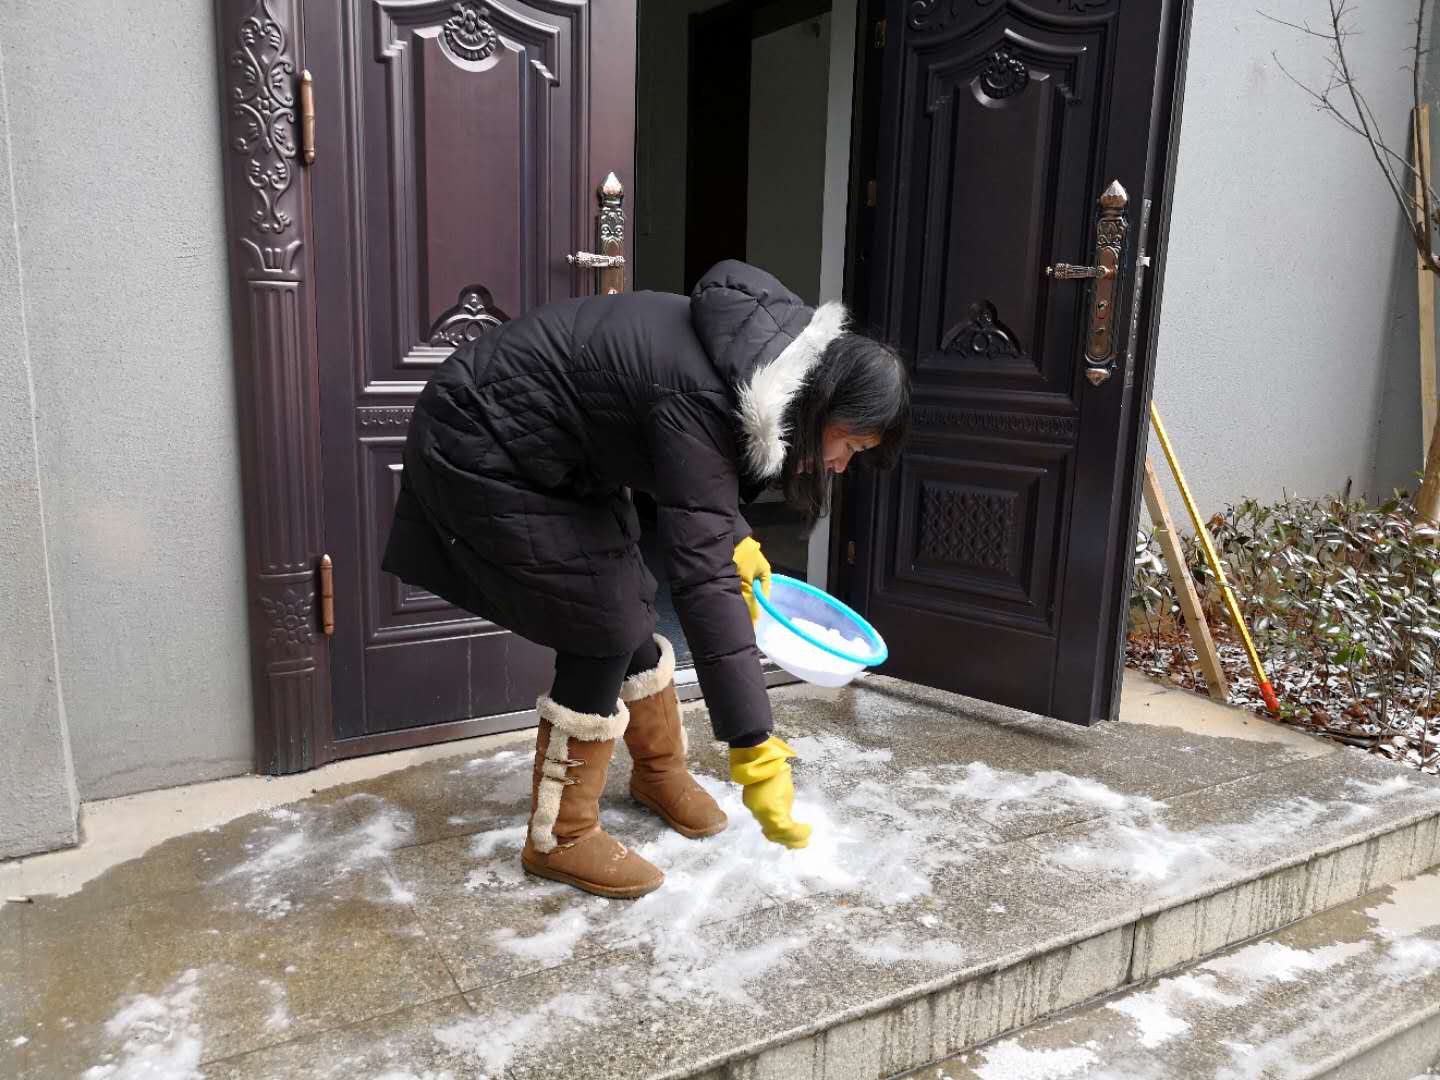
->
[[1149, 402, 1281, 715]]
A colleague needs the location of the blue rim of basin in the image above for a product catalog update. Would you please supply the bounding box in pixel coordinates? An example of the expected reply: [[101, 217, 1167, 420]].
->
[[754, 574, 889, 667]]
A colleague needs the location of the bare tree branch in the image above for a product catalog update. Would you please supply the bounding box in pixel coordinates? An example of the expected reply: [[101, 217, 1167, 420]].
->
[[1264, 0, 1440, 273], [1328, 1, 1415, 224]]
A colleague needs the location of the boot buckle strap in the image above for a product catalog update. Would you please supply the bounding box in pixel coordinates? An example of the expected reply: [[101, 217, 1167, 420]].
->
[[541, 760, 572, 781]]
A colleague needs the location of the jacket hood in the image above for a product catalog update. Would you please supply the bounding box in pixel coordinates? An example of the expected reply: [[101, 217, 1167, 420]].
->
[[690, 260, 849, 480]]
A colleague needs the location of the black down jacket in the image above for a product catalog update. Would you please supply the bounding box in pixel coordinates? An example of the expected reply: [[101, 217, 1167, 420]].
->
[[382, 261, 848, 741]]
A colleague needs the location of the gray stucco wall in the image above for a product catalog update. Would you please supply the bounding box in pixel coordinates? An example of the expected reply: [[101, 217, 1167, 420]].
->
[[747, 16, 832, 305], [0, 38, 79, 859], [0, 1, 253, 801], [1150, 1, 1427, 515]]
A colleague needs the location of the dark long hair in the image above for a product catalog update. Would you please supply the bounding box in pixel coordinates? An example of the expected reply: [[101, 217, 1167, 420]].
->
[[780, 333, 911, 523]]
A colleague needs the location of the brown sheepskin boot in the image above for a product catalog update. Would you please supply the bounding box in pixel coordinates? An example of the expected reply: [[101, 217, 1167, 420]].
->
[[521, 696, 664, 899], [621, 635, 728, 839]]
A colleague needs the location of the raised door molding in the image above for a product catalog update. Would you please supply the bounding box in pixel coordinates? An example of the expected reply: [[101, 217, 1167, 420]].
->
[[216, 0, 331, 773]]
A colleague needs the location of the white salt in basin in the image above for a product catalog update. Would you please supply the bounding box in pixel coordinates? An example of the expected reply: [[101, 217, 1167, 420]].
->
[[753, 574, 888, 687]]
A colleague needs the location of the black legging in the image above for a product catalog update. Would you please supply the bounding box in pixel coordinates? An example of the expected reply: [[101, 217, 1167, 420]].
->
[[549, 637, 769, 747], [549, 636, 663, 716]]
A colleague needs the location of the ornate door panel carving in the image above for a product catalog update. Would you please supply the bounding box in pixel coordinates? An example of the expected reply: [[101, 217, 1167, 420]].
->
[[848, 0, 1187, 725]]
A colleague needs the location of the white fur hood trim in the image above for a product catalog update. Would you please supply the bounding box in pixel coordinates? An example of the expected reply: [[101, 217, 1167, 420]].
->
[[735, 301, 849, 480]]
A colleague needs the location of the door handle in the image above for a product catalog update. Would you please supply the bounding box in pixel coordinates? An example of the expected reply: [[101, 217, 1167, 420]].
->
[[1046, 263, 1113, 280], [571, 172, 626, 294], [1046, 179, 1130, 386], [567, 252, 625, 269]]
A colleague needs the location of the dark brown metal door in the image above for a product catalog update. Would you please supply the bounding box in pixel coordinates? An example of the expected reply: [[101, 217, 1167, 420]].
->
[[305, 0, 637, 745], [846, 0, 1189, 725]]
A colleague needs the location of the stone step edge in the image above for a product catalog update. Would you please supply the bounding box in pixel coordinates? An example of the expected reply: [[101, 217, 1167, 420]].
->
[[1304, 996, 1440, 1080], [664, 806, 1440, 1080], [894, 868, 1440, 1080]]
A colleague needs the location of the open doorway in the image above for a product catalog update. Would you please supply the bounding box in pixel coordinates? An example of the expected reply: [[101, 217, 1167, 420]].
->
[[634, 0, 858, 668]]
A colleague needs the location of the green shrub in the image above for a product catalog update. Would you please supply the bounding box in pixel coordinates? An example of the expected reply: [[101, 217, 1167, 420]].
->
[[1129, 494, 1440, 769]]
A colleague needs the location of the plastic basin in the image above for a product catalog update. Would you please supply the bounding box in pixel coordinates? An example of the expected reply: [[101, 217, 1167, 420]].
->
[[753, 574, 889, 687]]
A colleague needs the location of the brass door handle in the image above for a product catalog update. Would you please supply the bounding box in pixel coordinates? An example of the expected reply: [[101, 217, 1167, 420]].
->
[[567, 252, 625, 269], [572, 173, 626, 294], [1047, 179, 1129, 386], [1046, 263, 1113, 280]]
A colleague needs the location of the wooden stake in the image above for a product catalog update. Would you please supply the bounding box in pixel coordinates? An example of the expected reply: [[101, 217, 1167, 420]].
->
[[1415, 105, 1436, 462], [1417, 412, 1440, 523], [1142, 457, 1229, 702]]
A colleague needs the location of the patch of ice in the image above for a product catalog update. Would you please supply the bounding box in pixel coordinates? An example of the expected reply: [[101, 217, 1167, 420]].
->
[[1333, 801, 1379, 827], [1050, 797, 1332, 891], [464, 860, 526, 891], [917, 762, 1164, 823], [491, 911, 591, 965], [261, 979, 290, 1033], [255, 894, 293, 920], [973, 1040, 1099, 1080], [81, 969, 204, 1080], [1346, 775, 1419, 799], [433, 992, 599, 1077], [1202, 939, 1366, 983], [216, 799, 415, 917], [851, 933, 967, 966], [468, 823, 527, 861], [383, 875, 416, 906], [786, 733, 893, 768], [1105, 972, 1244, 1048], [642, 933, 810, 1007], [1379, 935, 1440, 980]]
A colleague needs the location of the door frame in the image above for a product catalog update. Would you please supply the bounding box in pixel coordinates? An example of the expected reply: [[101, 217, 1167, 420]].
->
[[215, 0, 1191, 773], [213, 0, 637, 773], [835, 0, 1196, 725]]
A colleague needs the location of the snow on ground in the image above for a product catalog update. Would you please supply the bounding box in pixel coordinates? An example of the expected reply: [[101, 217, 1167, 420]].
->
[[214, 796, 417, 918], [260, 978, 291, 1034], [415, 733, 1440, 1074], [433, 992, 601, 1079], [962, 871, 1440, 1079], [1104, 972, 1244, 1048], [1049, 775, 1436, 896], [430, 735, 1186, 1072], [88, 720, 1429, 1078], [971, 1041, 1100, 1080], [81, 969, 204, 1080], [904, 761, 1166, 823]]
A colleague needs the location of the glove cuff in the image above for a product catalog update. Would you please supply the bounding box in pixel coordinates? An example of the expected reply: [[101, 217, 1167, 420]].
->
[[729, 735, 797, 785]]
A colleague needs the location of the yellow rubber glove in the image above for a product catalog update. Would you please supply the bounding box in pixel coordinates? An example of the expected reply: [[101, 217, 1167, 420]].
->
[[732, 536, 772, 625], [729, 736, 812, 849]]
